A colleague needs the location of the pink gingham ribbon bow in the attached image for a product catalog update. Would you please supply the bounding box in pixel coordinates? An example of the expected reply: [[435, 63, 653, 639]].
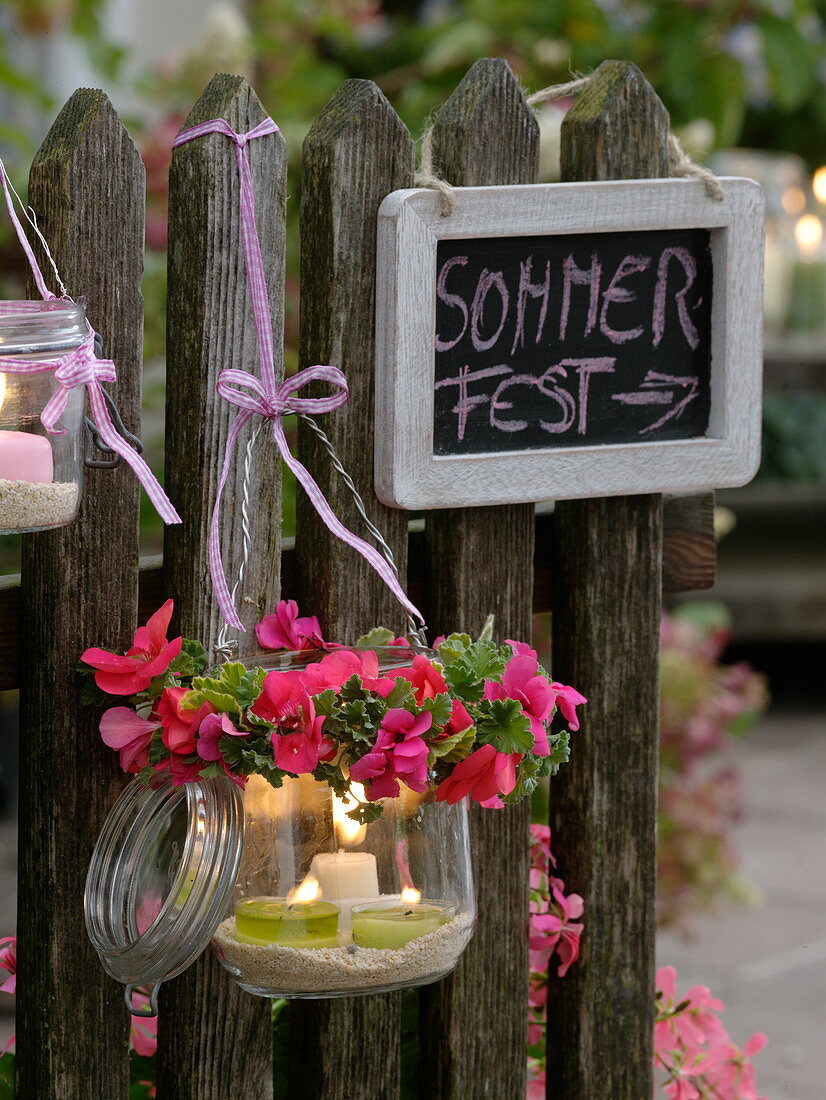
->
[[174, 117, 424, 632]]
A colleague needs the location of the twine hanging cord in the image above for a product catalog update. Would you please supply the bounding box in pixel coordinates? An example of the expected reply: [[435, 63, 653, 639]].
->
[[414, 74, 725, 215]]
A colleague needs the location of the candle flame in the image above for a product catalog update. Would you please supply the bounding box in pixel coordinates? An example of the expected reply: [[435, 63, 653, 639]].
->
[[795, 213, 823, 257], [333, 784, 368, 846], [286, 875, 321, 904], [400, 885, 421, 904]]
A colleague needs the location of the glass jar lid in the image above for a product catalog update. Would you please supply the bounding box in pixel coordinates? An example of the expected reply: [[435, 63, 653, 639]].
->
[[85, 775, 243, 1013]]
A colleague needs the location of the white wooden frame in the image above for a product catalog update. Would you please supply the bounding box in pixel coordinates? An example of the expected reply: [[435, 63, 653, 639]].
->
[[374, 178, 764, 509]]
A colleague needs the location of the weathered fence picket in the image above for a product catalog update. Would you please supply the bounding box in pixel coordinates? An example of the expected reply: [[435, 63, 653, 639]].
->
[[17, 89, 144, 1098], [9, 57, 718, 1100], [157, 73, 286, 1099], [418, 58, 538, 1099], [547, 60, 668, 1098], [290, 78, 414, 1099]]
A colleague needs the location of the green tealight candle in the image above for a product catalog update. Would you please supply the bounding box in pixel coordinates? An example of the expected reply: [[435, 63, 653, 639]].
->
[[350, 901, 455, 950], [234, 896, 340, 948]]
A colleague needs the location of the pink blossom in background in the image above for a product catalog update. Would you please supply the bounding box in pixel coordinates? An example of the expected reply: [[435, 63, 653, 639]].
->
[[99, 708, 159, 773], [350, 708, 432, 800], [529, 880, 584, 978], [158, 687, 214, 755], [129, 989, 158, 1058], [82, 599, 182, 696], [256, 600, 325, 651], [0, 937, 15, 995], [435, 743, 519, 805]]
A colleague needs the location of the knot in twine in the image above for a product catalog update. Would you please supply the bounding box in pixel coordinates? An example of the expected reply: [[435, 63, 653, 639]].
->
[[174, 117, 425, 634], [416, 73, 724, 216]]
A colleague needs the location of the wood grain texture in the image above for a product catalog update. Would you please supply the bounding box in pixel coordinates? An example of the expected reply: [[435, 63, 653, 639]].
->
[[16, 89, 142, 1100], [163, 73, 285, 656], [294, 78, 414, 641], [374, 178, 764, 509], [287, 79, 414, 1100], [156, 74, 285, 1100], [0, 496, 714, 692], [419, 58, 538, 1100], [546, 60, 667, 1099]]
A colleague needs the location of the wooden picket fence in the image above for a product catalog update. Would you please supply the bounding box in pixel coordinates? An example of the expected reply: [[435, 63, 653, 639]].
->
[[8, 59, 715, 1099]]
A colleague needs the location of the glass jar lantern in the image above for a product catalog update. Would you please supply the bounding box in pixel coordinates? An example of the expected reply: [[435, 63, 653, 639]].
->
[[85, 647, 476, 1006], [0, 300, 87, 533], [214, 773, 474, 998]]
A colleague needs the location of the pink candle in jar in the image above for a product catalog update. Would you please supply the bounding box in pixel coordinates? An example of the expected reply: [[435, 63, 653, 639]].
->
[[0, 431, 54, 483]]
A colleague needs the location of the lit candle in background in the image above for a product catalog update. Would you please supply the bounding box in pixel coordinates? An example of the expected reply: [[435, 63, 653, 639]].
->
[[309, 784, 381, 932], [350, 887, 456, 950], [0, 375, 54, 483], [788, 212, 826, 334], [234, 877, 341, 948]]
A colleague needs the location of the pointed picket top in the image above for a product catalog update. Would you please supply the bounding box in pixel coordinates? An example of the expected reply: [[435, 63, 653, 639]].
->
[[430, 56, 539, 188], [561, 59, 670, 182], [304, 77, 410, 154]]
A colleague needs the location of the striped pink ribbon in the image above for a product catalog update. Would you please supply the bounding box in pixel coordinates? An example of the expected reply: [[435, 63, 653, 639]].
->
[[173, 117, 425, 632], [0, 158, 181, 525]]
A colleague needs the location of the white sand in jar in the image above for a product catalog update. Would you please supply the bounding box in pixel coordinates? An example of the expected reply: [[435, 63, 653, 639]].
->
[[214, 915, 473, 994], [0, 479, 78, 531]]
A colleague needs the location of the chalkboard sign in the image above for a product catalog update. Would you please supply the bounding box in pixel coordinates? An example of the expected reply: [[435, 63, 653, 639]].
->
[[375, 179, 764, 510], [434, 228, 713, 456]]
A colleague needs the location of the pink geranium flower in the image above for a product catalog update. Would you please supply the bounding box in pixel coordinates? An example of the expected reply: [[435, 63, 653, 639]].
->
[[301, 649, 380, 694], [252, 671, 334, 775], [158, 687, 214, 755], [350, 708, 432, 800], [256, 600, 325, 651], [100, 707, 160, 773], [552, 681, 587, 731], [197, 713, 248, 789], [435, 743, 520, 806], [485, 652, 556, 755], [390, 655, 448, 702], [157, 753, 204, 786], [82, 599, 182, 696], [529, 879, 584, 977], [0, 936, 16, 994]]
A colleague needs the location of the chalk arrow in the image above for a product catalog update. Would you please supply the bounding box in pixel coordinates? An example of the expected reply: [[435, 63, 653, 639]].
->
[[612, 371, 700, 434]]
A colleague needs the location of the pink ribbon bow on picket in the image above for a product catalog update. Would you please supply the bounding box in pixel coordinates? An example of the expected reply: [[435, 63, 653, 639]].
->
[[174, 117, 424, 632]]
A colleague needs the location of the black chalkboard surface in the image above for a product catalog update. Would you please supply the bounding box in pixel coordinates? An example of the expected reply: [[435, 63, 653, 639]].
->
[[433, 228, 712, 456]]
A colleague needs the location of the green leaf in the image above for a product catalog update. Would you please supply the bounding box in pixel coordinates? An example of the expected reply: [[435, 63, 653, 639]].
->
[[148, 728, 167, 766], [443, 662, 485, 705], [477, 614, 495, 642], [461, 639, 507, 681], [217, 662, 247, 691], [419, 693, 453, 727], [436, 632, 473, 664], [428, 724, 476, 763], [347, 800, 385, 826], [311, 688, 339, 716], [474, 698, 533, 755], [184, 677, 240, 715], [385, 678, 416, 708], [237, 667, 266, 709], [167, 637, 208, 678], [312, 762, 350, 796], [340, 675, 369, 702], [199, 762, 224, 779], [354, 627, 396, 647]]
